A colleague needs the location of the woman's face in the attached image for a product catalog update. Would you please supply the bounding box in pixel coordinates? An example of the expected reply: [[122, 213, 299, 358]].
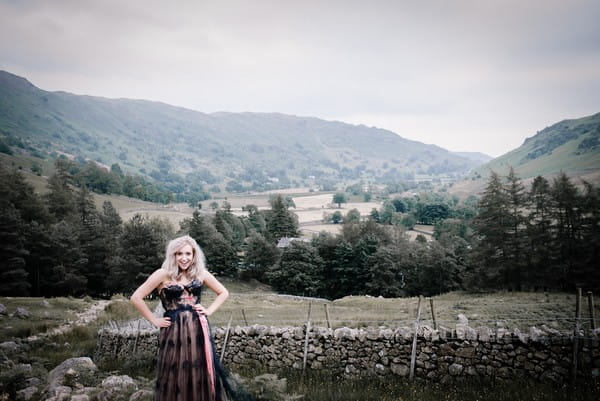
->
[[175, 244, 194, 271]]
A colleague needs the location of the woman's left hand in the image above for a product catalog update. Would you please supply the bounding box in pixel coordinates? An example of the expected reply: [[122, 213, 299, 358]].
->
[[193, 304, 210, 316]]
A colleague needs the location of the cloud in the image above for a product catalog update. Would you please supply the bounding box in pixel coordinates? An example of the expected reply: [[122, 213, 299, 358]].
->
[[1, 0, 599, 157]]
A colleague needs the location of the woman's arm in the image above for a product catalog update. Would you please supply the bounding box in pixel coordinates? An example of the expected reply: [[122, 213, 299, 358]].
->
[[194, 271, 229, 316], [130, 269, 171, 328]]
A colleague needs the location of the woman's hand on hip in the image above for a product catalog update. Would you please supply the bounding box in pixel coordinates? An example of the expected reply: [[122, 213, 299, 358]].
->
[[193, 304, 210, 316], [152, 317, 171, 328]]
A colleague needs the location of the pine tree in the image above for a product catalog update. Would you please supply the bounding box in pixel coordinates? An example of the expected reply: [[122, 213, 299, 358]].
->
[[550, 172, 582, 289], [265, 194, 299, 242], [470, 171, 511, 289], [0, 201, 30, 295], [503, 167, 527, 289], [526, 176, 557, 288], [186, 211, 237, 276], [46, 158, 76, 222]]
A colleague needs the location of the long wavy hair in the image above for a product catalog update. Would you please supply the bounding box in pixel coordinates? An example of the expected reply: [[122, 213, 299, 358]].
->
[[161, 235, 207, 282]]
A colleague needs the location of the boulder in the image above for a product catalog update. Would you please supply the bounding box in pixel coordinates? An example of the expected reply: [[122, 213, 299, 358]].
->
[[449, 363, 464, 376], [0, 303, 6, 315], [46, 357, 98, 396], [16, 386, 38, 401], [129, 389, 154, 401], [14, 307, 30, 319]]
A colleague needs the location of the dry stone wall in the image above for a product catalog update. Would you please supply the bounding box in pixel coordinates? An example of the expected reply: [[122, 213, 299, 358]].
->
[[95, 321, 600, 383]]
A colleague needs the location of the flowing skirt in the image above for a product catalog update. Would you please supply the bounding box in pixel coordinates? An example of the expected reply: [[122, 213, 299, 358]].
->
[[155, 307, 254, 401]]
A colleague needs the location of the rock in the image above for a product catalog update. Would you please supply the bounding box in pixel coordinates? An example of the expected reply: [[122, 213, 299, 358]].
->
[[14, 307, 30, 318], [71, 395, 90, 401], [46, 357, 98, 396], [245, 373, 302, 401], [390, 363, 410, 376], [0, 340, 19, 352], [41, 300, 51, 308], [0, 303, 6, 315], [129, 389, 154, 401], [448, 363, 464, 376], [457, 314, 469, 324], [16, 386, 38, 401], [101, 375, 138, 391]]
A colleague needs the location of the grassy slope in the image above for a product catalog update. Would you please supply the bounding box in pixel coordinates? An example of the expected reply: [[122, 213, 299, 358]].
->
[[476, 113, 600, 179], [0, 70, 478, 185]]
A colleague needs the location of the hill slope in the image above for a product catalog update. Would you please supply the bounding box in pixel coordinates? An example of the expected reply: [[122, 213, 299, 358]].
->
[[0, 70, 479, 190], [472, 113, 600, 182]]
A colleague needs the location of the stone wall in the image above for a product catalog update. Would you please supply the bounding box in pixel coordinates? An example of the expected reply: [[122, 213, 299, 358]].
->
[[95, 321, 600, 383]]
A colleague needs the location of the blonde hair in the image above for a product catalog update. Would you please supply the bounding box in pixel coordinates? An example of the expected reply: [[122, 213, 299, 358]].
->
[[161, 235, 207, 282]]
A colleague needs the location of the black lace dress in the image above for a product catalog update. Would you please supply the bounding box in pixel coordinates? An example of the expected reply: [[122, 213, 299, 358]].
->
[[156, 280, 253, 401]]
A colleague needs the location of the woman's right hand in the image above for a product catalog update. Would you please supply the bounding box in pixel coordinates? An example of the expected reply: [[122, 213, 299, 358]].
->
[[152, 317, 171, 328]]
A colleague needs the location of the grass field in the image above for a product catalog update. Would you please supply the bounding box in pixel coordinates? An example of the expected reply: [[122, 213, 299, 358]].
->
[[2, 285, 598, 401]]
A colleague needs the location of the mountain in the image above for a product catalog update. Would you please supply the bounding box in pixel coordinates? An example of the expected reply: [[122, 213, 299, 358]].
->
[[474, 112, 600, 181], [0, 70, 481, 191], [452, 151, 493, 164]]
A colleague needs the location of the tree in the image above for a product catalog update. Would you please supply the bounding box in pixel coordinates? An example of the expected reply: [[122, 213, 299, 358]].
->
[[265, 194, 299, 242], [266, 241, 323, 296], [185, 211, 238, 276], [550, 172, 583, 289], [503, 167, 527, 289], [525, 176, 556, 288], [391, 198, 406, 213], [333, 193, 347, 208], [331, 210, 343, 224], [46, 158, 76, 222], [0, 201, 30, 295], [108, 214, 172, 294], [345, 208, 361, 224], [243, 232, 280, 281], [470, 171, 511, 289], [364, 246, 406, 298]]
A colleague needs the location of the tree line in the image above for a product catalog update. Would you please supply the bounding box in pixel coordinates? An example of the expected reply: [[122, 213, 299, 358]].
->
[[1, 160, 598, 299]]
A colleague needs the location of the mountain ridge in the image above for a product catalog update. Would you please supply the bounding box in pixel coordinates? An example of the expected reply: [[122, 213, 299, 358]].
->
[[0, 70, 480, 191]]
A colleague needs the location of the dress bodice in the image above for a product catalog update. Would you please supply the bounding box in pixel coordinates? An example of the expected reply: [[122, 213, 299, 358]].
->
[[158, 279, 203, 311]]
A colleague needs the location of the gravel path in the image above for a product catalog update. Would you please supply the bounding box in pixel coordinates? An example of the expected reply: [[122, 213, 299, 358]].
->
[[26, 299, 111, 342]]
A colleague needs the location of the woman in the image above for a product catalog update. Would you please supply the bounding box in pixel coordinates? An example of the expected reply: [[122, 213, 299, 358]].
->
[[131, 235, 252, 401]]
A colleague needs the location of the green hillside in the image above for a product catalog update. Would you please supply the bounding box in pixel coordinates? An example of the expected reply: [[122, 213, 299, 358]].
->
[[0, 70, 479, 191], [474, 112, 600, 181]]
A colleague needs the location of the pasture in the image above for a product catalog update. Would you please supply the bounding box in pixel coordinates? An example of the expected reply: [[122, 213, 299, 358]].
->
[[1, 285, 598, 401]]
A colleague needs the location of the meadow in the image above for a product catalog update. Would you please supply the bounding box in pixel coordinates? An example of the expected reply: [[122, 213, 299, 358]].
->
[[1, 282, 598, 401]]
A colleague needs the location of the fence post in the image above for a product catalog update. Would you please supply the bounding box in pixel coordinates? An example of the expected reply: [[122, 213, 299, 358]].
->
[[220, 313, 234, 363], [302, 304, 312, 374], [132, 319, 141, 354], [572, 287, 582, 385], [429, 298, 437, 330], [409, 296, 423, 382], [324, 303, 331, 329], [588, 291, 596, 331], [241, 309, 248, 326]]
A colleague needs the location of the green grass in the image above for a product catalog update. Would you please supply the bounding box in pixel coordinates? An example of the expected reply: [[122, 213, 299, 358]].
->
[[203, 289, 592, 333], [0, 296, 90, 342], [234, 366, 600, 401]]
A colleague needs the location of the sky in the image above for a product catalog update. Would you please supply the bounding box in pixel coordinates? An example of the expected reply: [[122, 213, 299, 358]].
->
[[1, 0, 599, 157]]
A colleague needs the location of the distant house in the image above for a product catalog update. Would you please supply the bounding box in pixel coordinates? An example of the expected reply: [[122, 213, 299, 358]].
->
[[276, 237, 309, 248]]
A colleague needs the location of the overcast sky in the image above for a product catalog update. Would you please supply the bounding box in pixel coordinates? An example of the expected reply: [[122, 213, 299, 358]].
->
[[1, 0, 599, 157]]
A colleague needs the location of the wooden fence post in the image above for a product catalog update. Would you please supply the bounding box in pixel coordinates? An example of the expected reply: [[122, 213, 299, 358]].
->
[[588, 291, 596, 331], [409, 296, 423, 382], [241, 309, 248, 326], [572, 287, 582, 385], [429, 298, 437, 330], [302, 303, 312, 374], [324, 303, 331, 329], [132, 319, 141, 353], [220, 313, 234, 363]]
